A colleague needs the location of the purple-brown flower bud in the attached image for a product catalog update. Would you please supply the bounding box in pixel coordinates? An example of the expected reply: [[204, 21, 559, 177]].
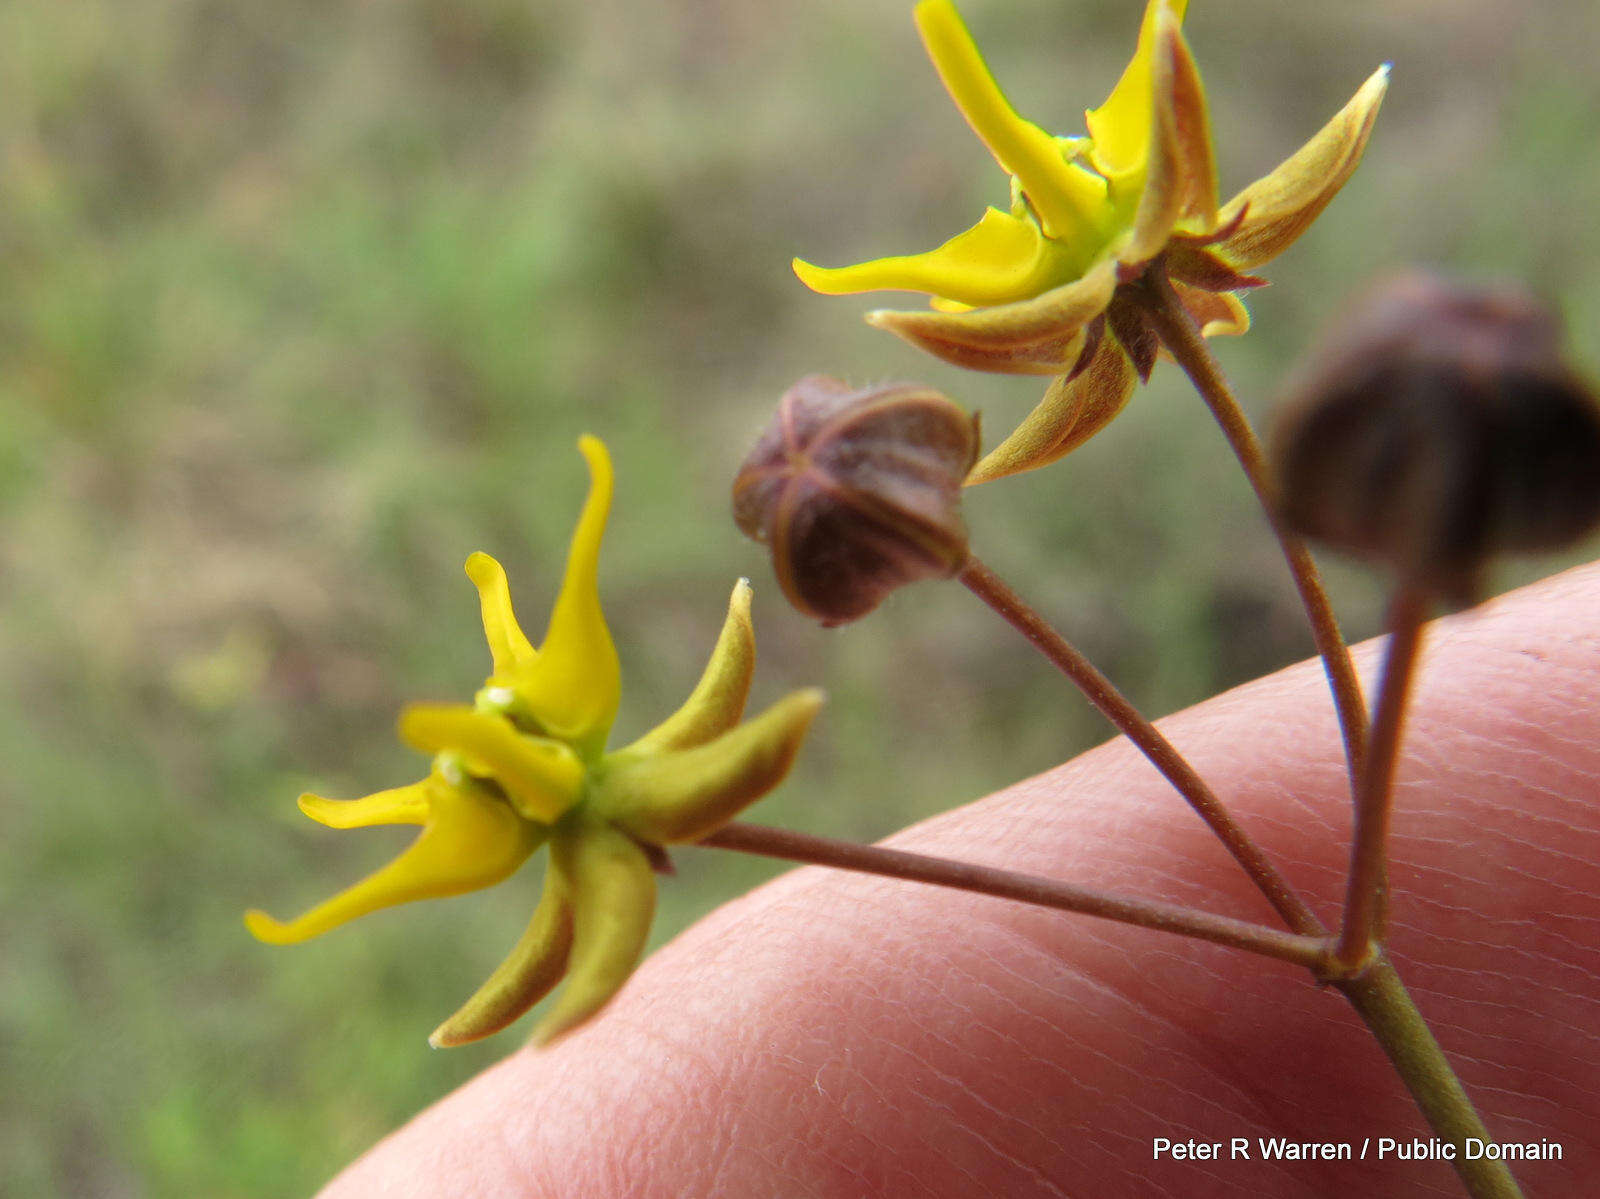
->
[[1270, 272, 1600, 602], [732, 375, 980, 626]]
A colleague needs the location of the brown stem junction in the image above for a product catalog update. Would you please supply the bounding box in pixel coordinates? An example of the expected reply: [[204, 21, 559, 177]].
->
[[958, 554, 1324, 937]]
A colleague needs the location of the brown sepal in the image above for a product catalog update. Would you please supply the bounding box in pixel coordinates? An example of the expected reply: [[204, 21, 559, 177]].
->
[[1166, 244, 1268, 294], [1107, 297, 1160, 383], [1067, 315, 1106, 383]]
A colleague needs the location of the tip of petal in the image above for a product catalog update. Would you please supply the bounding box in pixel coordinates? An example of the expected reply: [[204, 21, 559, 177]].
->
[[463, 550, 502, 588], [793, 257, 851, 296], [295, 792, 334, 822], [727, 577, 755, 627], [1363, 63, 1393, 103], [428, 1020, 477, 1049], [244, 908, 298, 945], [795, 686, 826, 712], [576, 434, 613, 485]]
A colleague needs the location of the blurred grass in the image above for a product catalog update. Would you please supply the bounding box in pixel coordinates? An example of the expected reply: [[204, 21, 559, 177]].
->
[[2, 0, 1599, 1194]]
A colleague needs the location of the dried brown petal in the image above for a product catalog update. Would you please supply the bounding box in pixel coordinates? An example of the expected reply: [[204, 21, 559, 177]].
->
[[733, 376, 980, 626], [1271, 272, 1600, 601]]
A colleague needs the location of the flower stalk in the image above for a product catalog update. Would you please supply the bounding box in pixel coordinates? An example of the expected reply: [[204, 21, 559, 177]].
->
[[1129, 264, 1370, 780], [1337, 961, 1525, 1199], [957, 554, 1325, 937], [1332, 586, 1429, 974], [700, 822, 1330, 970]]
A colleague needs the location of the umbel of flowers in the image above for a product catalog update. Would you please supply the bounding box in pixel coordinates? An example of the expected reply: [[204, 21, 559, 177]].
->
[[795, 0, 1388, 484], [248, 437, 822, 1046]]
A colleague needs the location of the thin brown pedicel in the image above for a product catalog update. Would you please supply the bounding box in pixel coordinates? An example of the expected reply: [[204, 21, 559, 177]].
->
[[957, 553, 1325, 938], [954, 554, 1519, 1199], [704, 821, 1520, 1199], [1333, 586, 1430, 973], [1131, 265, 1371, 784], [699, 822, 1330, 970]]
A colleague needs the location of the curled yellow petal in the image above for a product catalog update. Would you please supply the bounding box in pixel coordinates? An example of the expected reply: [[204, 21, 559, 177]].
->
[[465, 552, 537, 680], [1173, 282, 1250, 339], [914, 0, 1109, 245], [864, 257, 1118, 375], [1086, 0, 1190, 187], [619, 579, 756, 758], [398, 704, 585, 824], [794, 207, 1074, 309], [1121, 8, 1216, 265], [596, 689, 824, 846], [430, 858, 574, 1048], [522, 436, 621, 758], [1213, 64, 1390, 271], [532, 818, 657, 1045], [245, 779, 541, 946], [297, 782, 430, 829], [965, 332, 1138, 485]]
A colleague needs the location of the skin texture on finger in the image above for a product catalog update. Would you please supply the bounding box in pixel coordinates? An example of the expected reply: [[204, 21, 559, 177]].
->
[[320, 562, 1600, 1199]]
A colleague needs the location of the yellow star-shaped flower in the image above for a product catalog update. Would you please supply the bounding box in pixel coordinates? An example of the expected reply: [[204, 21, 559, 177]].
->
[[247, 437, 823, 1046], [794, 0, 1389, 483]]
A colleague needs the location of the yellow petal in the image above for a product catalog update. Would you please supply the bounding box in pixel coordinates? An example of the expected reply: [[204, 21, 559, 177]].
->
[[1213, 64, 1390, 271], [965, 333, 1138, 485], [532, 818, 657, 1045], [523, 436, 621, 757], [618, 579, 756, 758], [1121, 8, 1216, 265], [465, 552, 537, 679], [595, 689, 824, 846], [913, 0, 1109, 245], [1173, 281, 1251, 338], [1086, 0, 1190, 187], [794, 207, 1074, 309], [863, 257, 1118, 375], [297, 782, 430, 829], [398, 704, 585, 824], [245, 779, 541, 946], [430, 857, 575, 1047]]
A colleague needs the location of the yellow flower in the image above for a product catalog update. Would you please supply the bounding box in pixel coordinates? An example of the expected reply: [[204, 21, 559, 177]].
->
[[247, 437, 823, 1046], [794, 0, 1389, 483]]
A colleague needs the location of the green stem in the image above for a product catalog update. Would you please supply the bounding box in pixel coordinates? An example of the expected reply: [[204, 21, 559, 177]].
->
[[1134, 271, 1517, 1197], [1338, 960, 1526, 1199], [959, 554, 1325, 936], [700, 822, 1330, 969], [1134, 268, 1370, 784]]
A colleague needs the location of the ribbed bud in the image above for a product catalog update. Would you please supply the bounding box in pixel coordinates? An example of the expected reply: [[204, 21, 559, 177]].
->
[[732, 375, 980, 626], [1271, 272, 1600, 602]]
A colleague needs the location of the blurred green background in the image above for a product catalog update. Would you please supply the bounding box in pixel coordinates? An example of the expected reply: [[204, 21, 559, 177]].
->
[[3, 0, 1599, 1194]]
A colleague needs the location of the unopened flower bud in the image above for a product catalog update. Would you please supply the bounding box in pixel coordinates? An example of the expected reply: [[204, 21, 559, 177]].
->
[[732, 375, 980, 626], [1270, 272, 1600, 602]]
